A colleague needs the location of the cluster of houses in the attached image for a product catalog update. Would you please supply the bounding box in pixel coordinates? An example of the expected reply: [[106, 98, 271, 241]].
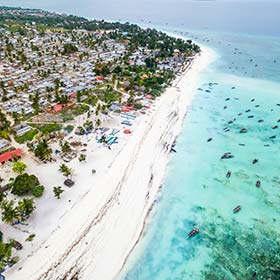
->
[[0, 17, 188, 120], [0, 26, 129, 118], [0, 11, 193, 168]]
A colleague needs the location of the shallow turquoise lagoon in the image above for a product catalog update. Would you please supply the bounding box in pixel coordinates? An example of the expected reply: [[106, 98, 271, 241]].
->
[[122, 32, 280, 280]]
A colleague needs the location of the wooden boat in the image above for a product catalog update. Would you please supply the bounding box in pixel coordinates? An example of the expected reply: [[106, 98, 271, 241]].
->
[[250, 271, 258, 280], [240, 128, 248, 133], [233, 205, 241, 213], [221, 152, 234, 159], [188, 227, 199, 238]]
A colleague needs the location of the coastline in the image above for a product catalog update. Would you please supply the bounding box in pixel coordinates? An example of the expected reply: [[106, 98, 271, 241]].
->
[[5, 46, 216, 280], [113, 46, 216, 280]]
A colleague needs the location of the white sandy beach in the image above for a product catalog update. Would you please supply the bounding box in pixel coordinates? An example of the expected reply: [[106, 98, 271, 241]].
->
[[4, 46, 215, 280]]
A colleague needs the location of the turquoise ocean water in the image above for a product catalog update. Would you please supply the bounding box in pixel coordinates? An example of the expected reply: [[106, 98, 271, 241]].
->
[[121, 30, 280, 279], [1, 1, 279, 279]]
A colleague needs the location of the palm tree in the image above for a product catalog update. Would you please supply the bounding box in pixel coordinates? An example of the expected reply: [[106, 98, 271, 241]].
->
[[43, 146, 53, 160], [53, 186, 64, 199], [96, 118, 101, 127], [78, 154, 86, 162], [0, 240, 13, 270], [60, 141, 71, 154], [0, 200, 19, 224], [59, 164, 73, 178], [34, 139, 52, 160], [17, 198, 35, 221]]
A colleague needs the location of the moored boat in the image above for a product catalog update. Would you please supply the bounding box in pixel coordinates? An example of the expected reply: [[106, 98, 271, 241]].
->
[[256, 180, 261, 187], [187, 227, 199, 238], [233, 205, 241, 213]]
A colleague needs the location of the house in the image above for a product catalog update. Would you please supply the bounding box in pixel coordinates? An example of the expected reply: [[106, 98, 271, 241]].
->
[[0, 139, 11, 152], [0, 149, 22, 164], [12, 123, 32, 136], [96, 75, 104, 81], [68, 92, 77, 99], [109, 103, 122, 111], [47, 102, 75, 114], [121, 105, 134, 112]]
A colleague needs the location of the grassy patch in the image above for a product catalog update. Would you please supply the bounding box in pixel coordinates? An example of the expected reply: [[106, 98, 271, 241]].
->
[[60, 104, 89, 122], [0, 130, 10, 140], [31, 123, 62, 134], [83, 96, 99, 106], [15, 129, 38, 144], [60, 112, 74, 122]]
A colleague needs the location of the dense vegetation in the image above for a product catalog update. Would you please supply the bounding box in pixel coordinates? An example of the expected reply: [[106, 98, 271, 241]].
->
[[0, 7, 200, 56], [11, 173, 44, 197]]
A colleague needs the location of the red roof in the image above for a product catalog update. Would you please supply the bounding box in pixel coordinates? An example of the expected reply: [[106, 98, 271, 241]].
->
[[53, 104, 63, 113], [50, 102, 75, 114], [0, 149, 22, 163], [121, 106, 134, 112], [69, 92, 77, 98]]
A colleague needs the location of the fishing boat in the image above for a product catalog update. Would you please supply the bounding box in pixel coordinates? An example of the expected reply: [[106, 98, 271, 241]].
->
[[187, 227, 199, 238], [221, 152, 234, 159], [226, 171, 232, 178], [233, 205, 241, 213], [240, 128, 248, 133]]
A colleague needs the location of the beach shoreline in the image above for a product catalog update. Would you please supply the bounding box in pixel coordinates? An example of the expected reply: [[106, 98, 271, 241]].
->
[[5, 46, 216, 280], [113, 46, 216, 280]]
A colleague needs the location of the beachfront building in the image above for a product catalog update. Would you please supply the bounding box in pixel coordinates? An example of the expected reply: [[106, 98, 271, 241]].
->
[[0, 139, 11, 152], [0, 149, 22, 165]]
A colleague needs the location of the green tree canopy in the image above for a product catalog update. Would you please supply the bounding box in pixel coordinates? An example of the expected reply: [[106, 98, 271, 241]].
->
[[11, 173, 43, 197], [12, 161, 27, 174], [53, 186, 64, 199], [17, 198, 35, 221]]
